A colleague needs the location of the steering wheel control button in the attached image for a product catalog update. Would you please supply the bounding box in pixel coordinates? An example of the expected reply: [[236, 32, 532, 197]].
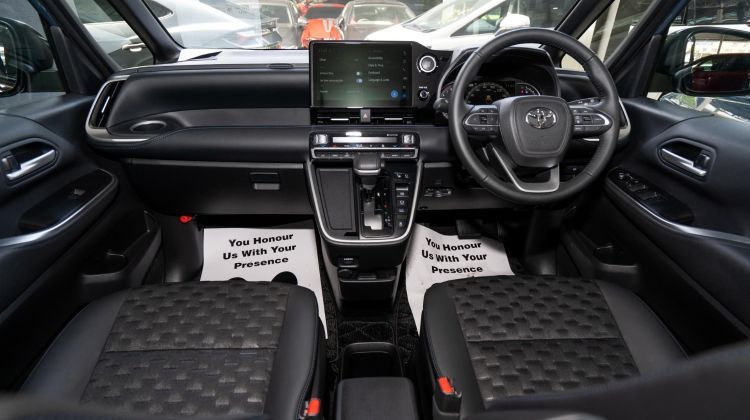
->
[[571, 106, 611, 136], [463, 106, 500, 136], [418, 55, 438, 73]]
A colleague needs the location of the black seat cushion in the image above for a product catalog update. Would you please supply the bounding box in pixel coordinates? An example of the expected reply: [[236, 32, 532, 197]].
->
[[421, 275, 684, 418], [22, 280, 321, 420]]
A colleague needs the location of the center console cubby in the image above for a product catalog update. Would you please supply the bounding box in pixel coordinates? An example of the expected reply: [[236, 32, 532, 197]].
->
[[336, 343, 418, 420]]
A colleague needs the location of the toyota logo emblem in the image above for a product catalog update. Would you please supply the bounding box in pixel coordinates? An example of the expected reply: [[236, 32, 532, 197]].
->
[[525, 108, 557, 129]]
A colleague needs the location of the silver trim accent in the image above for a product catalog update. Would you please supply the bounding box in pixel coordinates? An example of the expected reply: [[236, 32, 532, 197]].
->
[[489, 145, 560, 193], [353, 168, 381, 176], [0, 172, 118, 247], [129, 120, 167, 133], [606, 179, 750, 246], [660, 148, 708, 178], [306, 161, 422, 246], [418, 55, 438, 74], [85, 76, 150, 144], [525, 107, 558, 129], [5, 149, 57, 181]]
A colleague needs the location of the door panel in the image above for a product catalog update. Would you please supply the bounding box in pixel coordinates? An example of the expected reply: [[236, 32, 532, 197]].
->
[[0, 95, 160, 388], [602, 97, 750, 341]]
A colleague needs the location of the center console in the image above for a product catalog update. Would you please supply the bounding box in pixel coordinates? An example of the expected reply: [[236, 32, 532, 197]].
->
[[307, 41, 450, 309]]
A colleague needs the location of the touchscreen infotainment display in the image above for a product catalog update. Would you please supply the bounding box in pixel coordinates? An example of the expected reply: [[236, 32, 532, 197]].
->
[[311, 42, 412, 108]]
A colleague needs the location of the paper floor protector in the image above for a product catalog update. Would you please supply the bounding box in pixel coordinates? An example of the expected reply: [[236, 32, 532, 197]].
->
[[200, 227, 327, 337], [405, 224, 513, 332]]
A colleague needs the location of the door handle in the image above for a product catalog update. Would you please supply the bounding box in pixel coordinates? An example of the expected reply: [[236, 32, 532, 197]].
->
[[2, 149, 57, 181], [121, 42, 146, 53], [659, 148, 710, 178]]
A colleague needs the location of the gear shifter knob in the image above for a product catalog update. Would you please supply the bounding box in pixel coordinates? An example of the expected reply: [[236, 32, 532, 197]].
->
[[353, 153, 382, 191]]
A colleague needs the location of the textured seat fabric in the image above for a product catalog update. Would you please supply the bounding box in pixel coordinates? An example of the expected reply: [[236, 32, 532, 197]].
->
[[22, 280, 321, 420], [421, 275, 684, 418]]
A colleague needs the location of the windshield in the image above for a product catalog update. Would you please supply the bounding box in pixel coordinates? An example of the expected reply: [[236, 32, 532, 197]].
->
[[404, 0, 486, 32], [352, 5, 413, 24], [142, 0, 577, 51], [304, 6, 343, 19]]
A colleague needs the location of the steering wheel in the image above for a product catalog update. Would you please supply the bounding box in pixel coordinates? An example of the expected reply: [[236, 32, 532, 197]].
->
[[448, 28, 620, 205]]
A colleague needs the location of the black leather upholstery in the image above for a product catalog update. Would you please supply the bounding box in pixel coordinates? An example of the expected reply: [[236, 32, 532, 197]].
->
[[335, 377, 419, 420], [476, 341, 750, 420], [22, 280, 321, 420], [421, 276, 684, 419]]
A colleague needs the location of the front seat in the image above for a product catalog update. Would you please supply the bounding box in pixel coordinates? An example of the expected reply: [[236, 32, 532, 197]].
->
[[421, 275, 684, 418], [21, 280, 322, 420]]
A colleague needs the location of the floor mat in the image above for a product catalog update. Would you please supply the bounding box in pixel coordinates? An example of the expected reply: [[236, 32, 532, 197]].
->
[[405, 224, 514, 331], [200, 227, 327, 336]]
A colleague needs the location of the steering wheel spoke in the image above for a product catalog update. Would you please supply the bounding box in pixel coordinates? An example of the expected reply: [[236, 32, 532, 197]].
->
[[462, 105, 500, 138], [486, 143, 561, 193], [569, 104, 613, 138]]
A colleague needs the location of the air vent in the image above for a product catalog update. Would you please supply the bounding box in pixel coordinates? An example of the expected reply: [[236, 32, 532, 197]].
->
[[315, 110, 415, 125], [88, 80, 125, 128]]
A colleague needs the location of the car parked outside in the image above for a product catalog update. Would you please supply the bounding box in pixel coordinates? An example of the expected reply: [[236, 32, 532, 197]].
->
[[339, 0, 415, 41], [230, 0, 303, 48], [70, 0, 282, 67], [300, 3, 345, 49], [366, 0, 574, 50]]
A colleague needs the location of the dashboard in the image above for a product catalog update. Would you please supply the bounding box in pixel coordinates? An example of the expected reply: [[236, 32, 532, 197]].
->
[[84, 41, 622, 219]]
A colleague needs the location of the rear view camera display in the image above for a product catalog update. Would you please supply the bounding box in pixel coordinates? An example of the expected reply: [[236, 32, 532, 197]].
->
[[311, 42, 412, 108]]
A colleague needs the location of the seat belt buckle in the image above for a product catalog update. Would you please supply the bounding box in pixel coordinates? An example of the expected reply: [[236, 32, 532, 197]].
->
[[433, 376, 461, 418], [301, 397, 322, 419]]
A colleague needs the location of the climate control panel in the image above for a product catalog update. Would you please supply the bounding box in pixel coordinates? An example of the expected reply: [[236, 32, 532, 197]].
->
[[310, 132, 419, 160]]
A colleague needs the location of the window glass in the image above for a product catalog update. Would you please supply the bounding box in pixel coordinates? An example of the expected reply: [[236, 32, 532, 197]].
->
[[651, 1, 750, 124], [454, 5, 504, 36], [352, 5, 412, 24], [66, 0, 154, 69], [260, 5, 291, 24], [562, 0, 655, 70], [304, 6, 343, 20], [143, 0, 575, 50], [0, 0, 63, 101]]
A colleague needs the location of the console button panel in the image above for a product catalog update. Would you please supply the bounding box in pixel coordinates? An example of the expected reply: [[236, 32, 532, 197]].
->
[[609, 168, 693, 224], [311, 132, 419, 160]]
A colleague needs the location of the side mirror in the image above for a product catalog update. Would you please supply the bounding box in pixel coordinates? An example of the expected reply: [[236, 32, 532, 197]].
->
[[337, 17, 345, 29], [0, 21, 19, 95], [298, 16, 308, 28], [0, 18, 53, 96], [495, 13, 530, 34], [663, 28, 750, 97], [676, 53, 750, 96]]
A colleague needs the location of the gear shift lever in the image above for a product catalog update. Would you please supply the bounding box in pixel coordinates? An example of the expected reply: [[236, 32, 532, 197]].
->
[[353, 153, 382, 190], [354, 153, 384, 231]]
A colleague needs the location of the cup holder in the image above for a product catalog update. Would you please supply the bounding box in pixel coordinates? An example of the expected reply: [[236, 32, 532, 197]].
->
[[340, 342, 402, 379]]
